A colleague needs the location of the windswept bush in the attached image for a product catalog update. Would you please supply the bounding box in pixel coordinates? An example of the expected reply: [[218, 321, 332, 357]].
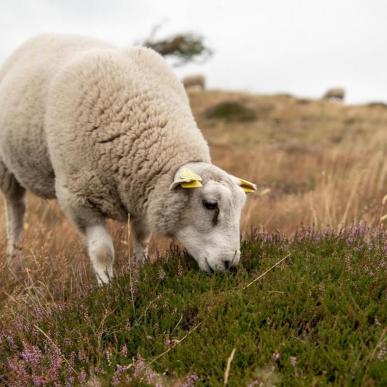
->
[[205, 101, 257, 122]]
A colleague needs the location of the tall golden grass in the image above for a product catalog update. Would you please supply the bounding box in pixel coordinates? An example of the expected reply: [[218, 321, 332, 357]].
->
[[192, 91, 387, 233]]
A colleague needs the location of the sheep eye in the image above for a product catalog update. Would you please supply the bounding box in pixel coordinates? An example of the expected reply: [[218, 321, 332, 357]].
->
[[203, 199, 218, 210]]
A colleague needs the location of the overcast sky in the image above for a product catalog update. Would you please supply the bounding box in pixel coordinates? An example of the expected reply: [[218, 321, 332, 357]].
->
[[1, 0, 386, 103]]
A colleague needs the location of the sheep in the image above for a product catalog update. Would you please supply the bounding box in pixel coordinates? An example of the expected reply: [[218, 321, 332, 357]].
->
[[0, 34, 256, 283], [323, 87, 345, 101], [182, 74, 206, 92]]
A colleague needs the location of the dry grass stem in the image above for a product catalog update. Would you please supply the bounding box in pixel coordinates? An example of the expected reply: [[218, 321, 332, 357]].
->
[[362, 327, 387, 384], [127, 216, 136, 316], [242, 254, 291, 290], [224, 347, 236, 386], [147, 322, 202, 367], [34, 324, 78, 375]]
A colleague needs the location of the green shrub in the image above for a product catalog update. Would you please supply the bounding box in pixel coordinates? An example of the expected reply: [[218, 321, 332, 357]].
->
[[0, 227, 386, 386], [205, 101, 257, 122]]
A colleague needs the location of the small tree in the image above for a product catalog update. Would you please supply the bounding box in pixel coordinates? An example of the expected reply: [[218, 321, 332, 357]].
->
[[141, 24, 213, 66]]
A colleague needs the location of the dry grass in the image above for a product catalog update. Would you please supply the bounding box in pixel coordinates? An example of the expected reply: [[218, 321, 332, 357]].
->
[[0, 90, 386, 322], [191, 91, 387, 232]]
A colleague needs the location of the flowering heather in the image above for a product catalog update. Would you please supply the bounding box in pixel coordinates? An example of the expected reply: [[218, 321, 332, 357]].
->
[[0, 226, 386, 385], [180, 373, 199, 387], [6, 342, 68, 386]]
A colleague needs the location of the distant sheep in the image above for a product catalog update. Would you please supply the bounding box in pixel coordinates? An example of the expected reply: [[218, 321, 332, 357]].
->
[[0, 34, 256, 283], [182, 74, 206, 92], [323, 87, 345, 101]]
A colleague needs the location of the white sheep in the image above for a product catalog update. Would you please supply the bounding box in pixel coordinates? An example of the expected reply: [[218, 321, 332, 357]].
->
[[182, 74, 206, 92], [0, 34, 256, 283], [323, 87, 345, 101]]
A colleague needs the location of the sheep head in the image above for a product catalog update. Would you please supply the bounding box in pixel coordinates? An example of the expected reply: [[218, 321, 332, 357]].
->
[[169, 162, 256, 273]]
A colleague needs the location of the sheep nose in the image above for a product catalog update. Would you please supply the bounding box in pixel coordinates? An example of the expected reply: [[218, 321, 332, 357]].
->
[[223, 260, 238, 273]]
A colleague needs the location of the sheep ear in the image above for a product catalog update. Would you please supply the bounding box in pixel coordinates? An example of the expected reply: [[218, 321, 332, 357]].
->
[[230, 175, 257, 193], [170, 168, 203, 190], [239, 178, 257, 193]]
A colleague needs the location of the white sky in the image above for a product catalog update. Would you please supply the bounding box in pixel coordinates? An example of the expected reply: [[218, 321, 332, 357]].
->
[[1, 0, 386, 103]]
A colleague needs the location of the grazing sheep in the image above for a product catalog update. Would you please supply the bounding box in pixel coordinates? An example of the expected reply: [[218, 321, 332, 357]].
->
[[182, 74, 205, 92], [323, 87, 345, 101], [0, 34, 256, 283]]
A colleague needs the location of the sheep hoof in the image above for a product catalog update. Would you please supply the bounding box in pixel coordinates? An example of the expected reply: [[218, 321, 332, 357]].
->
[[6, 252, 25, 277], [131, 251, 149, 267], [96, 272, 112, 286]]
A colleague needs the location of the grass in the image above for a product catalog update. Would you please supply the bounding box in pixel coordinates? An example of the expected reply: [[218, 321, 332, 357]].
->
[[0, 90, 386, 385], [190, 91, 387, 232], [0, 227, 385, 385]]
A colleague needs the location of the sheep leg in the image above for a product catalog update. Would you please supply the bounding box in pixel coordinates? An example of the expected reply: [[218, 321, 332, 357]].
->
[[56, 185, 114, 284], [0, 160, 26, 270], [131, 221, 151, 265], [85, 224, 114, 285]]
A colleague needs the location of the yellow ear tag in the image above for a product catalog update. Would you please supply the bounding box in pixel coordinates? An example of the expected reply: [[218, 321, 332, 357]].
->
[[239, 178, 257, 193], [181, 180, 203, 188]]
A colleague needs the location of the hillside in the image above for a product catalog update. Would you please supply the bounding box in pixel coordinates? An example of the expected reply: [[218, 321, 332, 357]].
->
[[1, 228, 386, 385], [190, 91, 387, 233], [0, 90, 386, 386]]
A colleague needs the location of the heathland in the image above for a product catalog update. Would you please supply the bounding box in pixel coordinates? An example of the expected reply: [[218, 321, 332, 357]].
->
[[0, 91, 386, 386]]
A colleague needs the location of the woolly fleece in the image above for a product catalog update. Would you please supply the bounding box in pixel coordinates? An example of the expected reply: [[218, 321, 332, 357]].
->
[[0, 34, 211, 235]]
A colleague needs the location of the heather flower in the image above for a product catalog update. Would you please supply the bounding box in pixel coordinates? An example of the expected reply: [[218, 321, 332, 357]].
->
[[112, 364, 131, 385], [177, 263, 184, 276], [78, 350, 86, 362], [164, 337, 172, 347], [159, 268, 166, 281], [6, 341, 70, 386], [94, 366, 102, 375], [4, 334, 17, 350], [105, 349, 112, 365], [7, 357, 29, 383], [32, 375, 46, 386], [47, 346, 63, 380], [14, 317, 26, 332], [180, 373, 199, 386], [119, 344, 128, 357], [132, 355, 159, 384], [111, 365, 123, 385], [377, 342, 386, 360], [132, 355, 146, 379], [56, 302, 66, 312], [20, 343, 43, 367], [66, 376, 75, 386], [78, 368, 87, 384]]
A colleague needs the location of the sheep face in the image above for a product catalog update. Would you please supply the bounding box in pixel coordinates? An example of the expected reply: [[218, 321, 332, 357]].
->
[[170, 164, 255, 273]]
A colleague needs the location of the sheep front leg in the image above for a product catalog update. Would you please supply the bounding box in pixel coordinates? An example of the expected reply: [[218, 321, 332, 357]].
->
[[56, 185, 114, 285], [131, 221, 151, 265], [86, 224, 114, 285]]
